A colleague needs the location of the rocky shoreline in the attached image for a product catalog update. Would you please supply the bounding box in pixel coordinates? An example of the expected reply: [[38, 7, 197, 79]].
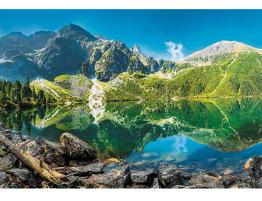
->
[[0, 123, 262, 188]]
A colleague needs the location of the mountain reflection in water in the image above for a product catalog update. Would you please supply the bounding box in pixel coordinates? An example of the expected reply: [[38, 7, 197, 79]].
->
[[1, 98, 262, 172]]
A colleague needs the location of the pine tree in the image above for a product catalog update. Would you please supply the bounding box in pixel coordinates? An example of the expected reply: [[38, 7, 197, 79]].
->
[[22, 75, 32, 101], [13, 80, 22, 105]]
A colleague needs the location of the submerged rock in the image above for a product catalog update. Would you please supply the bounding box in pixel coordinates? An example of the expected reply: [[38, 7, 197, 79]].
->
[[60, 132, 97, 160]]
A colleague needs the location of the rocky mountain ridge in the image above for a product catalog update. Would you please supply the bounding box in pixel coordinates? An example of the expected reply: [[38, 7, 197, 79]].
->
[[0, 24, 175, 82], [180, 40, 261, 66]]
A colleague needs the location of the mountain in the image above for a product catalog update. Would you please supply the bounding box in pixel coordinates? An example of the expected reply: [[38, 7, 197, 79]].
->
[[172, 40, 262, 97], [0, 24, 175, 82], [0, 31, 55, 81], [181, 40, 258, 66], [103, 40, 262, 99]]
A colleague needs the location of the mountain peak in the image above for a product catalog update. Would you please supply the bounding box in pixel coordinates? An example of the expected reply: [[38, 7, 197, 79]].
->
[[131, 45, 145, 56], [56, 24, 96, 41], [182, 40, 258, 66], [4, 32, 27, 39]]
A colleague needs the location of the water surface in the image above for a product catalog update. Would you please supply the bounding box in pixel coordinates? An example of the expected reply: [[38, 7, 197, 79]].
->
[[1, 98, 262, 172]]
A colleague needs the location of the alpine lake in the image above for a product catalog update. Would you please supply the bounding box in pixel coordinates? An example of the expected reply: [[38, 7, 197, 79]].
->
[[1, 98, 262, 173]]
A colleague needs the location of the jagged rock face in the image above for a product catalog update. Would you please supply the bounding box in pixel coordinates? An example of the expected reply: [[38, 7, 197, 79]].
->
[[28, 31, 55, 50], [127, 55, 147, 74], [0, 24, 176, 82], [35, 37, 86, 77], [95, 46, 130, 81], [158, 59, 176, 71]]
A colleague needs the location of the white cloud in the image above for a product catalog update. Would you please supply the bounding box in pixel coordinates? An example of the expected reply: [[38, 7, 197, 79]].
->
[[165, 41, 185, 62]]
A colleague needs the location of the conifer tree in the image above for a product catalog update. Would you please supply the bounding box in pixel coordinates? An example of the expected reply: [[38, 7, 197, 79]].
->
[[22, 75, 32, 101]]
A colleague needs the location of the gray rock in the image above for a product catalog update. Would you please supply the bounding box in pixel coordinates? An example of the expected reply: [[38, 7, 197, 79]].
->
[[0, 145, 8, 157], [40, 140, 66, 167], [70, 162, 104, 175], [0, 154, 17, 171], [188, 173, 224, 188], [152, 178, 160, 188], [0, 171, 9, 185], [158, 165, 191, 187], [11, 134, 23, 144], [223, 169, 234, 176], [20, 140, 41, 157], [131, 184, 150, 188], [82, 165, 130, 188], [7, 168, 30, 181], [60, 133, 97, 160], [130, 170, 155, 185], [244, 156, 262, 179]]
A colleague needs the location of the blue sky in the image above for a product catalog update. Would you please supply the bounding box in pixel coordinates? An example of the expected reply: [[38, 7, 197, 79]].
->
[[1, 10, 262, 60]]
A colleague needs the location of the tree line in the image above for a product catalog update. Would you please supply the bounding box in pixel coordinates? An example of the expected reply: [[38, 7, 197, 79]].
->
[[0, 76, 56, 109]]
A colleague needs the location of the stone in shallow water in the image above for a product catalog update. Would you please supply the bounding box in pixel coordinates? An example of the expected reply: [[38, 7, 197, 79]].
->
[[130, 170, 155, 185], [70, 162, 104, 175], [0, 154, 17, 171], [223, 169, 234, 176]]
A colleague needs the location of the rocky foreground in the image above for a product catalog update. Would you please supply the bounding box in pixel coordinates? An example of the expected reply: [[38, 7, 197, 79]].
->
[[0, 123, 262, 188]]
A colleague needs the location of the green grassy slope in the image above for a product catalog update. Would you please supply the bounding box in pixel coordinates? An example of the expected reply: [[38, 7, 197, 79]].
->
[[105, 51, 262, 100], [54, 74, 93, 99], [30, 79, 76, 103]]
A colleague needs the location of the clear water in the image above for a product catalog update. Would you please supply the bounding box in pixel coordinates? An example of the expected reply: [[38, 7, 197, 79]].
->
[[1, 98, 262, 172]]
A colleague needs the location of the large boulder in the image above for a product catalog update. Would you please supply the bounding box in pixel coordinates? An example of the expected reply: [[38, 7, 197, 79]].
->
[[244, 156, 262, 187], [40, 140, 66, 167], [188, 173, 224, 188], [60, 133, 97, 160], [70, 162, 104, 176], [158, 165, 191, 187], [130, 170, 156, 185], [81, 165, 130, 188]]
